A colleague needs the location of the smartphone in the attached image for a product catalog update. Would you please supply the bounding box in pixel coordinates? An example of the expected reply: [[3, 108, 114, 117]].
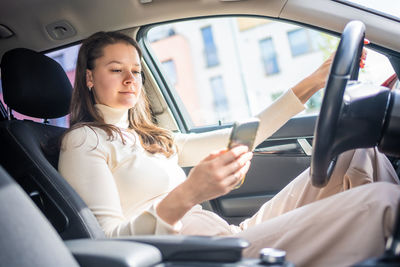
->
[[227, 118, 260, 151]]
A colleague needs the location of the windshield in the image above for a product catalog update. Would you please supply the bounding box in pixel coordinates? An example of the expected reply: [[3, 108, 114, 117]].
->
[[338, 0, 400, 20]]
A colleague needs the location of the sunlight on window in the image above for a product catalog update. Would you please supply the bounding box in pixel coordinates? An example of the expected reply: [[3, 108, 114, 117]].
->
[[147, 17, 393, 128]]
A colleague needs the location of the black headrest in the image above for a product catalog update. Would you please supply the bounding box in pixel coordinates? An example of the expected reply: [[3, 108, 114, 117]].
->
[[1, 48, 72, 119]]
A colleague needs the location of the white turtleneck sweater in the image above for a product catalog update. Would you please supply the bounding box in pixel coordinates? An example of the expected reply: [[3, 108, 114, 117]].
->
[[58, 89, 304, 237]]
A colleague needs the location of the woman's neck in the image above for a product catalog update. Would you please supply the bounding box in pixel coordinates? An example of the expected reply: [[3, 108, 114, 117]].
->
[[94, 104, 129, 129]]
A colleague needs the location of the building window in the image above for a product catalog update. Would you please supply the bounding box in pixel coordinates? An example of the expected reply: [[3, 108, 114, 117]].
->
[[287, 28, 313, 57], [210, 76, 229, 117], [259, 38, 279, 75], [201, 26, 219, 67], [161, 60, 177, 85]]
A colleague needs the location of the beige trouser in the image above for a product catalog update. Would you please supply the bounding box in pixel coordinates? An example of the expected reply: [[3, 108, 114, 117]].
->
[[234, 148, 400, 267]]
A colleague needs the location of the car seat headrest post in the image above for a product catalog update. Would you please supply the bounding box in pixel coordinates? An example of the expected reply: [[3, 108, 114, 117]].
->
[[7, 106, 14, 120]]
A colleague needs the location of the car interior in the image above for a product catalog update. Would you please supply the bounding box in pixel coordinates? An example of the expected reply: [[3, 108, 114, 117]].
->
[[2, 0, 400, 266], [0, 37, 253, 267]]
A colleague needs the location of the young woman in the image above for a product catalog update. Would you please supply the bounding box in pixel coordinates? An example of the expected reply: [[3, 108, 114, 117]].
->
[[59, 31, 400, 267]]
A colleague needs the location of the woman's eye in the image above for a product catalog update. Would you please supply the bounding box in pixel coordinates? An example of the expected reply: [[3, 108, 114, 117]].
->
[[132, 71, 142, 77], [111, 69, 122, 72]]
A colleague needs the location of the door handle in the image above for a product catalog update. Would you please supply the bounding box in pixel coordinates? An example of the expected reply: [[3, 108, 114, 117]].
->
[[297, 138, 312, 156], [254, 138, 313, 156]]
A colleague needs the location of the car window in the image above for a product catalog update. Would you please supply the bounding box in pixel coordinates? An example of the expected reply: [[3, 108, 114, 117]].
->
[[144, 16, 394, 129], [0, 45, 80, 127]]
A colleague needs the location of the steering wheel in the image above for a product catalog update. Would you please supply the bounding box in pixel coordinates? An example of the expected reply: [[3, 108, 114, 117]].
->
[[310, 21, 365, 187]]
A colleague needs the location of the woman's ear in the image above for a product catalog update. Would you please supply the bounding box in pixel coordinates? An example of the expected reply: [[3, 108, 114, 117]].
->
[[86, 69, 94, 88]]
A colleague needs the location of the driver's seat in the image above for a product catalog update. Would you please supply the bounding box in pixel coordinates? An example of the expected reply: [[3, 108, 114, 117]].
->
[[0, 48, 105, 240]]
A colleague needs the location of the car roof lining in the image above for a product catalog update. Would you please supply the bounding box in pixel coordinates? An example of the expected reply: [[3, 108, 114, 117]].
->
[[1, 0, 400, 59], [0, 0, 287, 60]]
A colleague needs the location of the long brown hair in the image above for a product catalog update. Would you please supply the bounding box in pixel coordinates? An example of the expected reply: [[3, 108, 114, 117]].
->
[[65, 31, 175, 157]]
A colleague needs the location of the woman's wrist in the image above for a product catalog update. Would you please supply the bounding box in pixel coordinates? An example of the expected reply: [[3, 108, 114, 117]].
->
[[174, 181, 198, 209], [291, 75, 321, 104], [292, 55, 332, 104], [155, 182, 196, 225]]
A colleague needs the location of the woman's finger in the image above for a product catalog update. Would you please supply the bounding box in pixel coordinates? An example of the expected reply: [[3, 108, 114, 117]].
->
[[225, 161, 252, 188], [361, 48, 367, 59], [221, 152, 253, 177], [204, 148, 227, 161], [238, 161, 251, 178], [217, 145, 249, 165], [228, 172, 243, 188], [360, 48, 367, 68]]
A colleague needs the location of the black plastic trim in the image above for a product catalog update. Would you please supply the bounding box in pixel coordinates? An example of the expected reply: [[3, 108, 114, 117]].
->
[[118, 235, 248, 263]]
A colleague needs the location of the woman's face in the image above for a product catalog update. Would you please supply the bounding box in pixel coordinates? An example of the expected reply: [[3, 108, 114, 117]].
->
[[86, 42, 142, 110]]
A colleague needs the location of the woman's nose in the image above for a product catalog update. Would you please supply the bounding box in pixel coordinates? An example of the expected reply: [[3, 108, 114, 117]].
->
[[123, 72, 138, 85]]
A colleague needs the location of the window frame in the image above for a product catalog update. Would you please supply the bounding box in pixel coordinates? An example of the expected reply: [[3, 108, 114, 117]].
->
[[332, 0, 400, 23], [137, 15, 400, 134]]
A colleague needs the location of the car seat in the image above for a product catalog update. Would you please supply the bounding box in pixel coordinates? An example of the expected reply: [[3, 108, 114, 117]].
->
[[0, 48, 105, 240], [0, 165, 165, 266], [0, 165, 80, 266]]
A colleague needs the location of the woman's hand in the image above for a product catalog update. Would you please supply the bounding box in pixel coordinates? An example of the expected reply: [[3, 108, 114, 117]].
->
[[291, 54, 334, 104], [155, 145, 252, 226], [183, 145, 253, 204], [292, 48, 367, 104]]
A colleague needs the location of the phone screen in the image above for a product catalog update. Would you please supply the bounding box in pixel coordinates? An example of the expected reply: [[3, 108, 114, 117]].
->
[[227, 118, 260, 151]]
